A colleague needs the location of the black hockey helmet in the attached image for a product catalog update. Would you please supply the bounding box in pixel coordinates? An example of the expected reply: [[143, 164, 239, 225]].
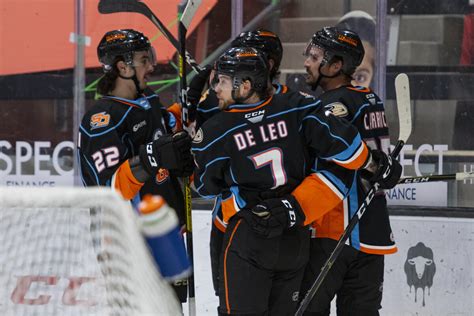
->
[[214, 46, 269, 93], [306, 26, 364, 76], [231, 29, 283, 76], [97, 29, 155, 72]]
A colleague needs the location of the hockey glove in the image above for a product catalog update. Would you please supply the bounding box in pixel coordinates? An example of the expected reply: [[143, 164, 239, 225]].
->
[[362, 149, 402, 189], [187, 65, 213, 121], [139, 131, 194, 178], [240, 195, 305, 239]]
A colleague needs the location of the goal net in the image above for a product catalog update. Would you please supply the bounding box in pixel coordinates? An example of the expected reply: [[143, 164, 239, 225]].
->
[[0, 187, 182, 316]]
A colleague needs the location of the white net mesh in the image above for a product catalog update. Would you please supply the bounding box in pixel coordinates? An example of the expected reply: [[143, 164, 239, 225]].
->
[[0, 187, 182, 316]]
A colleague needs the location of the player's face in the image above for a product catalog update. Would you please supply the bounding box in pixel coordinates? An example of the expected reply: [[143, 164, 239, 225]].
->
[[303, 45, 324, 85], [351, 41, 374, 88], [131, 49, 156, 89], [213, 74, 235, 109]]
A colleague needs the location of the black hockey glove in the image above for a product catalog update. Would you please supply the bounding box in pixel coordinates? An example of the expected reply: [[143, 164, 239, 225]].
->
[[362, 149, 402, 189], [139, 131, 194, 178], [239, 195, 306, 239], [187, 65, 213, 121]]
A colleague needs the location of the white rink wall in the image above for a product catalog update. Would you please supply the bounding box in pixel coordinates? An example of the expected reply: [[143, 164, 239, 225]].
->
[[187, 211, 474, 316]]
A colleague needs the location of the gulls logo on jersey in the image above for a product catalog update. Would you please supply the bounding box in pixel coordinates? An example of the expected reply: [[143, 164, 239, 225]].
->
[[90, 112, 110, 129], [324, 102, 349, 117], [193, 128, 204, 143], [244, 110, 265, 123]]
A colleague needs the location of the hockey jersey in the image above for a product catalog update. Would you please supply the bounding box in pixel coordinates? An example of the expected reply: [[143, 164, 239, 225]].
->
[[77, 91, 186, 221], [312, 85, 397, 255], [192, 90, 369, 225]]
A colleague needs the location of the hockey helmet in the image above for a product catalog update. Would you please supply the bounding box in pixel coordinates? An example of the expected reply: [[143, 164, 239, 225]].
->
[[231, 29, 283, 73], [97, 29, 156, 72], [214, 46, 269, 93], [305, 26, 364, 76]]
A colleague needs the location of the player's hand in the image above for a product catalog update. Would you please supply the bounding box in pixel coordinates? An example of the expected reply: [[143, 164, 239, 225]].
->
[[139, 131, 194, 177], [362, 149, 402, 189], [239, 195, 305, 238], [188, 65, 213, 121]]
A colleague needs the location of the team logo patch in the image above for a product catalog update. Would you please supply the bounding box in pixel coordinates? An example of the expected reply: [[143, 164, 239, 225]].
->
[[324, 102, 349, 117], [155, 168, 170, 184], [90, 112, 110, 129], [193, 128, 203, 143]]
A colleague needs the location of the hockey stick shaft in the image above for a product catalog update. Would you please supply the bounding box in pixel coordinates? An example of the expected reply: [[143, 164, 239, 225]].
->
[[295, 73, 411, 316], [178, 2, 196, 315], [98, 0, 203, 74], [398, 171, 474, 184]]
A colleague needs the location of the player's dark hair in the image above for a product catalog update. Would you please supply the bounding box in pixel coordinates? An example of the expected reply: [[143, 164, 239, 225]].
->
[[96, 57, 123, 95]]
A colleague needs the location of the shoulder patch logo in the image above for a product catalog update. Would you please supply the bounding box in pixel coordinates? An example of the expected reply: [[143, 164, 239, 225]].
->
[[90, 112, 110, 129], [324, 102, 349, 117], [193, 128, 204, 143]]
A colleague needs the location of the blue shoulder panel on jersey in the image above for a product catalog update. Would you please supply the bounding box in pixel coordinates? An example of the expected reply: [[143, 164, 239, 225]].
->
[[80, 106, 134, 137], [301, 114, 351, 147]]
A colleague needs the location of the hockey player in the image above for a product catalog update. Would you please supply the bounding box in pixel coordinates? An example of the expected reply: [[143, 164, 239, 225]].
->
[[192, 46, 378, 315], [191, 29, 287, 130], [299, 27, 401, 316], [77, 29, 194, 302], [186, 29, 289, 296]]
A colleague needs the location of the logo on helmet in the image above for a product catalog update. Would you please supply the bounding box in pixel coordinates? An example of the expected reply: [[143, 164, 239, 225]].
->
[[106, 33, 126, 42], [337, 34, 358, 47]]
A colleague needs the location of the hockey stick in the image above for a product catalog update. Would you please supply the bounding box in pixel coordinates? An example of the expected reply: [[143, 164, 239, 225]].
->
[[398, 171, 474, 184], [177, 2, 201, 316], [98, 0, 204, 74], [295, 73, 412, 316]]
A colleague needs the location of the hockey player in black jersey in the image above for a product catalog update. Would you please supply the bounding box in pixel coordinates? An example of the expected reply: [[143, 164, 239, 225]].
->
[[299, 27, 402, 316], [77, 29, 193, 302], [192, 46, 377, 315]]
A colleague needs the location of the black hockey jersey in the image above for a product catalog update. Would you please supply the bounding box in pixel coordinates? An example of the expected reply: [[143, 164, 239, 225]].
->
[[192, 91, 369, 225], [312, 85, 396, 255], [77, 92, 185, 220]]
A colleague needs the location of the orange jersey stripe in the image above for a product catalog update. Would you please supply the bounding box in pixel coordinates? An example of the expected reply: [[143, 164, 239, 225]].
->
[[292, 173, 345, 225], [213, 216, 227, 233], [167, 103, 183, 131], [224, 219, 243, 314], [347, 86, 371, 93], [221, 196, 239, 223], [112, 160, 144, 200], [360, 244, 398, 255], [334, 142, 369, 170]]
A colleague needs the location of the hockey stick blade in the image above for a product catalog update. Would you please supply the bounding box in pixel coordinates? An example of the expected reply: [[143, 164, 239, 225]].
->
[[392, 73, 412, 156], [98, 0, 149, 15], [181, 0, 202, 28], [399, 171, 474, 184]]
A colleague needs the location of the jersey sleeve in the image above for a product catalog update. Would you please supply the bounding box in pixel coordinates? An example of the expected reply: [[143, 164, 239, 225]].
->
[[191, 120, 229, 199], [301, 104, 369, 170]]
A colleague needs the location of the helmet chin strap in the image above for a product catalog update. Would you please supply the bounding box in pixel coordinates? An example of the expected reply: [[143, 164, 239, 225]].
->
[[118, 67, 144, 97], [310, 63, 342, 91]]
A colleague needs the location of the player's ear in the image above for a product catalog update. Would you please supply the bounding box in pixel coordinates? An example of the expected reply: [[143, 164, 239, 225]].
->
[[242, 79, 252, 92], [330, 59, 343, 74], [116, 60, 128, 75]]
